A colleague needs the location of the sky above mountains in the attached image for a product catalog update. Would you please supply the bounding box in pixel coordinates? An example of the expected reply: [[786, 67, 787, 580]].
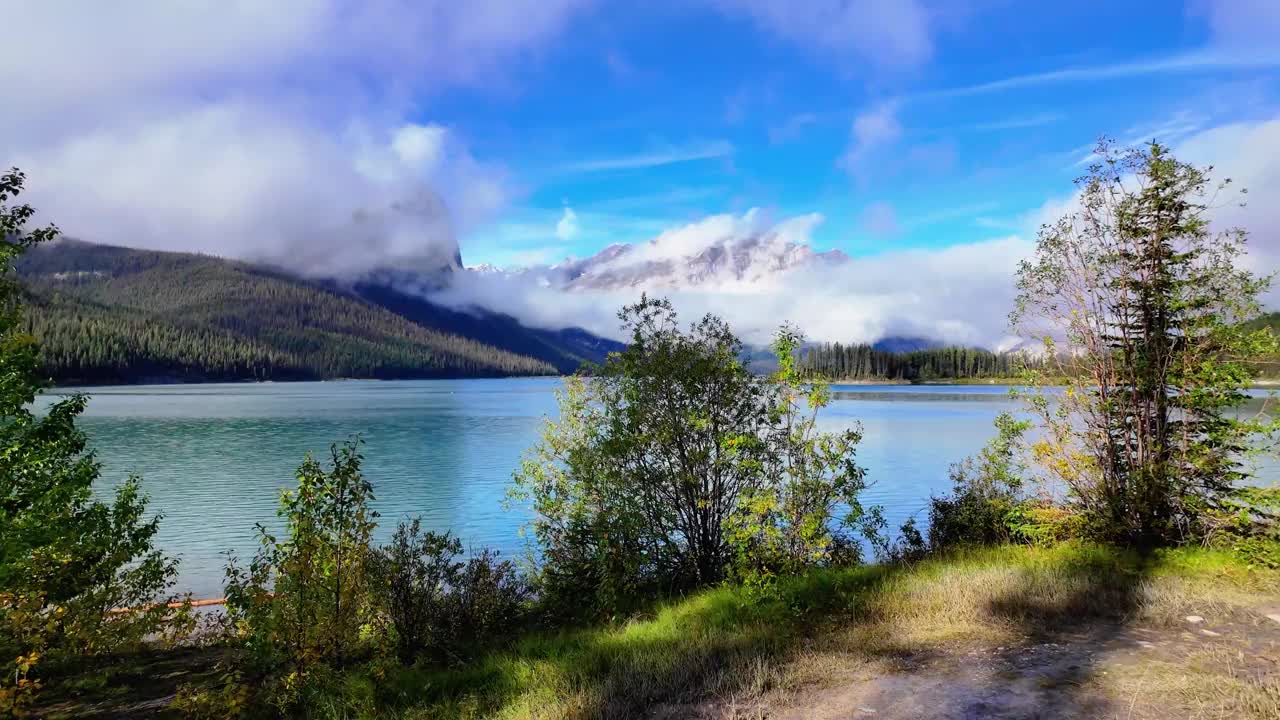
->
[[3, 1, 1279, 345]]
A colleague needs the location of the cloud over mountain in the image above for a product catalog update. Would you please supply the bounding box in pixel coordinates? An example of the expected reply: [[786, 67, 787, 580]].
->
[[0, 0, 588, 277]]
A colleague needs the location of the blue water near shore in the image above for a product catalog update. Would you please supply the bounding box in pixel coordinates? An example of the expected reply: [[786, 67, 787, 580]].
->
[[41, 380, 1274, 598]]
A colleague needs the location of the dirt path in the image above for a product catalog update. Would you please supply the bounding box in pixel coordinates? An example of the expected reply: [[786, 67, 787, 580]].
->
[[673, 607, 1280, 720]]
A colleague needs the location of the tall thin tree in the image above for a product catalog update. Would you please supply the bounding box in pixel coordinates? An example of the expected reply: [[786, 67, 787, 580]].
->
[[1013, 141, 1277, 543]]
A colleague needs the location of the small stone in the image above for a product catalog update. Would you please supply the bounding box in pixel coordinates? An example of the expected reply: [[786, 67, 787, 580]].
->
[[1137, 640, 1155, 649], [1185, 615, 1205, 624], [1266, 613, 1280, 625], [1200, 629, 1222, 637], [858, 708, 877, 715]]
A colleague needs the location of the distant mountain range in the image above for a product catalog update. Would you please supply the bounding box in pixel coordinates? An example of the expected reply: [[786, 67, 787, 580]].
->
[[481, 212, 848, 291], [17, 240, 621, 385]]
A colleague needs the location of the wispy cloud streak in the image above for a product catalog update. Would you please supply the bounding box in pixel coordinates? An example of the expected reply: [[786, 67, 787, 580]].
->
[[908, 50, 1280, 102], [559, 141, 735, 173]]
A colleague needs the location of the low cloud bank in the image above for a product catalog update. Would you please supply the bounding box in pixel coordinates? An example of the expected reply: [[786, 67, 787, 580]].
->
[[438, 230, 1032, 349]]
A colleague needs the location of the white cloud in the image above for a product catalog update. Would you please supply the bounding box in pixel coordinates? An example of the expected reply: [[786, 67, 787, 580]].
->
[[577, 208, 821, 274], [1190, 0, 1280, 50], [970, 113, 1061, 132], [768, 113, 821, 144], [390, 125, 449, 172], [713, 0, 933, 70], [1, 0, 587, 274], [911, 48, 1280, 103], [1174, 118, 1280, 283], [1028, 114, 1280, 302], [906, 140, 958, 175], [14, 109, 505, 275], [613, 209, 769, 266], [839, 102, 902, 181], [1, 0, 590, 122], [555, 207, 580, 241]]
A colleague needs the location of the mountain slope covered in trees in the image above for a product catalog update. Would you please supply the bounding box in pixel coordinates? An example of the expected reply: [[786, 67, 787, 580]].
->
[[17, 240, 573, 384]]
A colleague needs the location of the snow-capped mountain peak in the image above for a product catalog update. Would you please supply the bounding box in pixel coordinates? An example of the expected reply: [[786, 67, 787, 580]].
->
[[484, 209, 847, 291]]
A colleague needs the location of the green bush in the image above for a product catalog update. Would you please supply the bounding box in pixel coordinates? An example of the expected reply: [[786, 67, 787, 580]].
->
[[1200, 487, 1280, 568], [373, 519, 461, 664], [512, 297, 880, 618], [449, 548, 532, 653], [927, 412, 1036, 549], [372, 519, 531, 664]]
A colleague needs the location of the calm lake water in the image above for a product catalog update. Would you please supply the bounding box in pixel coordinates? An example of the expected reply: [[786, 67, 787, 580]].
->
[[41, 379, 1275, 598]]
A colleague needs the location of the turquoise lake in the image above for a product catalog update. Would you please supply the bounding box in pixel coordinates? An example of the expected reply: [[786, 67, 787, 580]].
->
[[42, 379, 1276, 599]]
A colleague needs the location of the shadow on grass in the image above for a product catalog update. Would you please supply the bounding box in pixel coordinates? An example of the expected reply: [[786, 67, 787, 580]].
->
[[379, 565, 914, 719], [29, 546, 1178, 720], [31, 646, 226, 720], [973, 545, 1158, 718], [384, 545, 1171, 720]]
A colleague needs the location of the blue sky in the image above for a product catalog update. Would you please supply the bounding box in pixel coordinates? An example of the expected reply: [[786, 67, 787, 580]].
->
[[421, 1, 1280, 266], [3, 1, 1279, 344]]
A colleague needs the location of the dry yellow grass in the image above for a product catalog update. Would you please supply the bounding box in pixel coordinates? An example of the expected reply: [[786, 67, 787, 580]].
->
[[37, 542, 1279, 719], [374, 542, 1280, 720]]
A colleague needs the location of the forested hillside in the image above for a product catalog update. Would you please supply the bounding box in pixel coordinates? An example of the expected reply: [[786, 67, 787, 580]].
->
[[17, 240, 559, 384], [802, 342, 1026, 381]]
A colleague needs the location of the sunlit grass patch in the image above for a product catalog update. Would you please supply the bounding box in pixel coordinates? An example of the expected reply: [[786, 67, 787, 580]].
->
[[1101, 642, 1280, 720], [379, 542, 1279, 719]]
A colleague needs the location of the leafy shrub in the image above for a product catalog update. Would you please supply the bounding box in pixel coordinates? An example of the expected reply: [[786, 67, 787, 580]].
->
[[513, 298, 880, 617], [1200, 487, 1280, 568], [373, 519, 462, 663], [927, 412, 1035, 549], [726, 326, 882, 591], [373, 519, 530, 663], [881, 517, 928, 564], [449, 548, 531, 654], [1005, 502, 1086, 547], [219, 438, 384, 713]]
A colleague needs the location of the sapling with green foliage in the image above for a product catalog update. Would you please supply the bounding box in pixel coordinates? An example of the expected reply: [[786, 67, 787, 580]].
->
[[0, 169, 180, 716], [927, 412, 1033, 549], [727, 325, 882, 590], [1013, 141, 1279, 545], [220, 439, 382, 712]]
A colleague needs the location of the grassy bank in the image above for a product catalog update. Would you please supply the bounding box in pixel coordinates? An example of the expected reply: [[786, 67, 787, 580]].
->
[[383, 543, 1276, 719], [44, 541, 1276, 719]]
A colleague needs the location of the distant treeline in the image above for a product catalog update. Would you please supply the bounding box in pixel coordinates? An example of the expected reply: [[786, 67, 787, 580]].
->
[[802, 342, 1030, 381], [1246, 312, 1280, 378]]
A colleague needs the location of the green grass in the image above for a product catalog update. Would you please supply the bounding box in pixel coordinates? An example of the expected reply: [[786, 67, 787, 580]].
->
[[345, 542, 1278, 719], [35, 542, 1279, 719]]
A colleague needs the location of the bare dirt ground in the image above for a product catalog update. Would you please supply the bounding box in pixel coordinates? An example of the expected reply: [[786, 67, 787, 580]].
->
[[661, 606, 1280, 720]]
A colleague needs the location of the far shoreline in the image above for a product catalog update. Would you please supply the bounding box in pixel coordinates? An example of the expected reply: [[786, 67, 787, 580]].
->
[[40, 374, 1280, 392]]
